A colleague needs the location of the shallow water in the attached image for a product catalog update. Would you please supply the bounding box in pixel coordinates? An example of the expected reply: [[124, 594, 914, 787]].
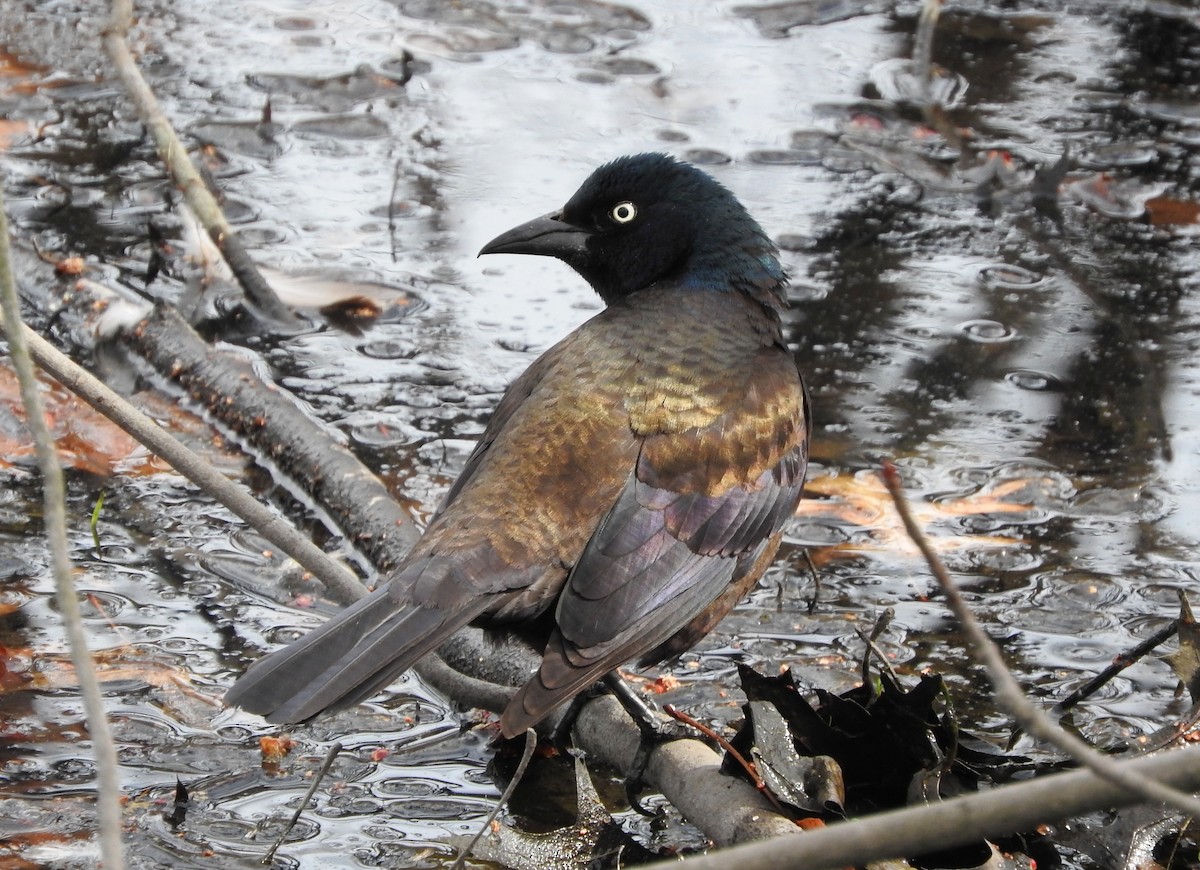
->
[[1, 0, 1199, 865]]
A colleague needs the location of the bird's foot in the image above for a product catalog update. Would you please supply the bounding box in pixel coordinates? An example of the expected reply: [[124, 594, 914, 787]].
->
[[602, 673, 692, 817]]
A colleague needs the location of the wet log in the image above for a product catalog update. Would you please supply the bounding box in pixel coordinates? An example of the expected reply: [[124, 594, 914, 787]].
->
[[126, 302, 420, 580]]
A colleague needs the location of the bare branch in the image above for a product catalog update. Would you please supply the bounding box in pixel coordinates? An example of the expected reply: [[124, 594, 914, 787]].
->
[[880, 460, 1200, 817], [16, 322, 369, 604], [0, 186, 125, 867], [651, 743, 1200, 870], [100, 0, 296, 323]]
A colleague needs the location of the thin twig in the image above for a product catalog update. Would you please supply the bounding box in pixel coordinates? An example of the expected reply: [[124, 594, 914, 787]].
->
[[857, 607, 899, 689], [880, 460, 1200, 818], [912, 0, 942, 104], [0, 191, 125, 865], [262, 741, 342, 864], [664, 704, 791, 818], [100, 0, 296, 324], [452, 729, 537, 870], [664, 706, 759, 784], [1056, 619, 1179, 711], [801, 548, 820, 613], [17, 325, 369, 605]]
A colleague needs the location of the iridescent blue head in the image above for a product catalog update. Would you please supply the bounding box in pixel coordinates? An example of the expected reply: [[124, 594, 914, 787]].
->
[[480, 153, 787, 314]]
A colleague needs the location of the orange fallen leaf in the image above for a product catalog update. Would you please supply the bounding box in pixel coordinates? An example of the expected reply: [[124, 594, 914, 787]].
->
[[4, 643, 202, 699], [0, 118, 29, 152], [0, 361, 172, 477], [796, 471, 1041, 559], [1145, 195, 1200, 226], [0, 825, 93, 870], [53, 256, 87, 277], [646, 674, 681, 695], [259, 735, 297, 762], [0, 48, 48, 95], [935, 477, 1046, 516]]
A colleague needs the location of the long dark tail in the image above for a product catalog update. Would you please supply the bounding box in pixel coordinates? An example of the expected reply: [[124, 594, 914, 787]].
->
[[225, 562, 493, 724]]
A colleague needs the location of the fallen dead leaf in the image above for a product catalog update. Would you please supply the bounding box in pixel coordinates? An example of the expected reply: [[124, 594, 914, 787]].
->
[[259, 735, 297, 763], [646, 674, 681, 695], [796, 471, 1042, 559], [1144, 195, 1200, 227], [0, 361, 173, 477], [0, 118, 30, 152], [3, 642, 207, 701], [0, 48, 48, 95]]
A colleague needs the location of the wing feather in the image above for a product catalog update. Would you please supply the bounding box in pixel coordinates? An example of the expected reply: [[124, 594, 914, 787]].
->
[[501, 434, 807, 736]]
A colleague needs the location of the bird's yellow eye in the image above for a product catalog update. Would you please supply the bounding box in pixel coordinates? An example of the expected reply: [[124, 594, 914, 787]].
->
[[610, 201, 637, 224]]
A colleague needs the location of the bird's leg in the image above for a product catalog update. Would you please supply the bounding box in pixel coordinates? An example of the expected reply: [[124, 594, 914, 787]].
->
[[602, 673, 693, 817], [549, 680, 610, 748]]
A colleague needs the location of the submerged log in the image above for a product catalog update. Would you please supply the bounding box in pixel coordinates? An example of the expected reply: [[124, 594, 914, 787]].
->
[[127, 302, 420, 581]]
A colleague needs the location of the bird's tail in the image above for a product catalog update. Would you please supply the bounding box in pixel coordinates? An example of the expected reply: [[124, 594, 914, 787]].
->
[[226, 562, 493, 724]]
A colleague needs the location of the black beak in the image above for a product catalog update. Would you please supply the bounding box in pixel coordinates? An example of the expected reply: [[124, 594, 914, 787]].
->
[[478, 211, 591, 259]]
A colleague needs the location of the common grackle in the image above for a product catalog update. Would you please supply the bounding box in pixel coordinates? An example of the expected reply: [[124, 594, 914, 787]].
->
[[225, 153, 810, 737]]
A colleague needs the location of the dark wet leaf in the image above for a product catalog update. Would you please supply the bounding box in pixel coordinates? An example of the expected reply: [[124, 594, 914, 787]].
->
[[1124, 814, 1200, 870], [747, 700, 845, 815], [460, 754, 656, 869], [1164, 594, 1200, 702], [163, 778, 189, 827], [190, 118, 285, 160], [144, 244, 164, 287], [915, 839, 1032, 870], [1031, 148, 1072, 211], [730, 667, 1055, 866], [292, 113, 389, 140], [319, 296, 383, 333], [729, 664, 1039, 815]]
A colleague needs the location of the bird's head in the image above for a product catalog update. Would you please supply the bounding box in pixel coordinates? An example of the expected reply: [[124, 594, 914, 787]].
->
[[479, 153, 787, 312]]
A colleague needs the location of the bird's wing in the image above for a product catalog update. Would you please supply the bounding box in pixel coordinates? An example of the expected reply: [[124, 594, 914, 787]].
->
[[501, 348, 808, 734], [227, 326, 640, 726], [434, 341, 567, 516]]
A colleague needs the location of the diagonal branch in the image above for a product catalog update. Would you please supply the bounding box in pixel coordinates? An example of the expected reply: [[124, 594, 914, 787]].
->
[[17, 321, 368, 604], [0, 188, 125, 867], [100, 0, 296, 324], [650, 742, 1200, 870], [880, 460, 1200, 817]]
